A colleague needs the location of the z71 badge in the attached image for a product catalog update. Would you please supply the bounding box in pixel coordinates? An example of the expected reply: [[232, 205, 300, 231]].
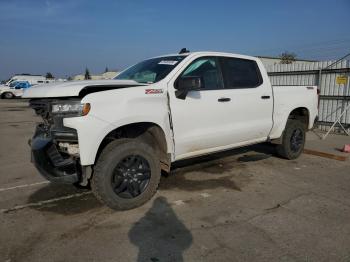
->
[[145, 89, 164, 94]]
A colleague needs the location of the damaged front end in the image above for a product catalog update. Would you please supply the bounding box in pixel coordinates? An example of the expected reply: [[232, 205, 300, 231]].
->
[[29, 99, 85, 184]]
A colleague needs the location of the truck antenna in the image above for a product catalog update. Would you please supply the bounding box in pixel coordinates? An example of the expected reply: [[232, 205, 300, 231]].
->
[[179, 48, 190, 54]]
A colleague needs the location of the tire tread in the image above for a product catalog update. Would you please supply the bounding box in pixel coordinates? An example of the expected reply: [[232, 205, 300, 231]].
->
[[91, 138, 161, 210], [276, 119, 306, 160]]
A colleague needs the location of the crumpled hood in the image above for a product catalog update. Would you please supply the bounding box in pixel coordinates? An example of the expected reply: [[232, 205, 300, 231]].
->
[[22, 79, 145, 98]]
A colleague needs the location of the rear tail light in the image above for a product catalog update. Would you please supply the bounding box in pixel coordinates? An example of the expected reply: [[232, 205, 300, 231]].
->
[[306, 86, 320, 109]]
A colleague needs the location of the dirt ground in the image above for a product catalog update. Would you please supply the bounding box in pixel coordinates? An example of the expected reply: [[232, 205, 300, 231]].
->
[[1, 99, 350, 262]]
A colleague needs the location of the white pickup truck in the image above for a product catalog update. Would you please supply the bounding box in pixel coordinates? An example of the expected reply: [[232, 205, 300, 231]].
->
[[23, 51, 318, 210]]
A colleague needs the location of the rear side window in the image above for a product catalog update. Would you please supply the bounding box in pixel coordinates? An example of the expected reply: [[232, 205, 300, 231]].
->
[[221, 57, 262, 89]]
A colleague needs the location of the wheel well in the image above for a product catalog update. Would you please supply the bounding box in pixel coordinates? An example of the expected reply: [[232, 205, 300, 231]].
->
[[96, 122, 170, 172], [288, 107, 309, 129], [1, 92, 13, 98]]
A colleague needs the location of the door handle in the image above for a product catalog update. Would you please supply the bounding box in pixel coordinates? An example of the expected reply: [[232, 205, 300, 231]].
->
[[218, 97, 231, 102], [261, 96, 270, 99]]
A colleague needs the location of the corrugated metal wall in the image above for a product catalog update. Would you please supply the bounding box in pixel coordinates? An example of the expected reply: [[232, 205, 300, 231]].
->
[[266, 60, 350, 133]]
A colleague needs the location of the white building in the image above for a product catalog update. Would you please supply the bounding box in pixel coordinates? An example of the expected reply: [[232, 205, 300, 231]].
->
[[256, 56, 317, 69], [73, 71, 119, 81]]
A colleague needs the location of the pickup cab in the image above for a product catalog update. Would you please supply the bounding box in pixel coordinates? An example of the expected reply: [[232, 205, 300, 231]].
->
[[23, 51, 318, 210]]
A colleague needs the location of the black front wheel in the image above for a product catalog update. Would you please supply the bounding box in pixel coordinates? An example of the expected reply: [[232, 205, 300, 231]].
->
[[91, 139, 161, 210], [276, 120, 306, 160], [112, 154, 151, 199], [3, 92, 14, 99]]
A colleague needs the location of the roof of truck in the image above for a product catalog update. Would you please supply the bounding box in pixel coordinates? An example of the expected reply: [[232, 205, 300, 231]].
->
[[152, 51, 259, 61]]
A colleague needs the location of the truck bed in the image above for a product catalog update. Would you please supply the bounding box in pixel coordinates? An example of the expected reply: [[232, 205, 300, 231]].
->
[[269, 85, 318, 139]]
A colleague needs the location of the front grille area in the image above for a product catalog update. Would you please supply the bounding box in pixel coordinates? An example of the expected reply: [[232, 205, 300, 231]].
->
[[29, 99, 52, 123], [29, 99, 78, 142], [47, 144, 75, 167]]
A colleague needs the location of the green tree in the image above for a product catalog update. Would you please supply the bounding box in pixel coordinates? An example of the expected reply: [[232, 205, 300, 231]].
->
[[84, 68, 91, 80], [280, 51, 297, 64], [46, 72, 54, 79], [105, 67, 109, 73]]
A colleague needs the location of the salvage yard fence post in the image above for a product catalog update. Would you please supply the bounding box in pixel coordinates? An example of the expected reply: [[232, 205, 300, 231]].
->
[[266, 57, 350, 134]]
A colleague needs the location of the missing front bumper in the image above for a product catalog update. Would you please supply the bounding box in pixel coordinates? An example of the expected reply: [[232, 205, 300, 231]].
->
[[31, 136, 79, 184]]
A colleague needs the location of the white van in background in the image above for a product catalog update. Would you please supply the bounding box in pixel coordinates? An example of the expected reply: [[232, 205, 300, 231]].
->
[[6, 75, 55, 86], [0, 81, 32, 99]]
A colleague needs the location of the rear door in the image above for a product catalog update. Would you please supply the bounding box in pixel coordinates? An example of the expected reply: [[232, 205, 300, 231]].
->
[[218, 57, 273, 143]]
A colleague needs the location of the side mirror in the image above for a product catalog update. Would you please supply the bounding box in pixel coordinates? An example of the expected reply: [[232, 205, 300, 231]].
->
[[175, 76, 204, 99]]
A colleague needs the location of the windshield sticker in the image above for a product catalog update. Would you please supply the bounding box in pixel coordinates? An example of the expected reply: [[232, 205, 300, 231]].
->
[[158, 60, 178, 65]]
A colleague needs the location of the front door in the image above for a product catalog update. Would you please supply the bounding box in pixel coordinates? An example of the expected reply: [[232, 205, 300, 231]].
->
[[169, 56, 234, 159]]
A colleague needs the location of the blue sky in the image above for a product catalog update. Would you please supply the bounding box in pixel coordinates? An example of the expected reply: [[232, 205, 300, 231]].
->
[[0, 0, 349, 80]]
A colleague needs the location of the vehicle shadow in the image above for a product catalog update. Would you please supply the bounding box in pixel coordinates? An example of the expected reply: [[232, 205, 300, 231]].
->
[[27, 183, 102, 215], [129, 196, 193, 262], [160, 143, 276, 192]]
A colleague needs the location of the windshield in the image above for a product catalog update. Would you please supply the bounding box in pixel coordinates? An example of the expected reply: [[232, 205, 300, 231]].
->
[[9, 82, 18, 87], [115, 55, 187, 83], [7, 79, 17, 85]]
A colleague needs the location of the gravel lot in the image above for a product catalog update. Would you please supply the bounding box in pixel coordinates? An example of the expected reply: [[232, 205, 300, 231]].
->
[[1, 99, 350, 262]]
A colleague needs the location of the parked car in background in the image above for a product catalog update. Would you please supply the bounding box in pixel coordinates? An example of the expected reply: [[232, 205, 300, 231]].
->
[[0, 81, 32, 99], [24, 51, 318, 210]]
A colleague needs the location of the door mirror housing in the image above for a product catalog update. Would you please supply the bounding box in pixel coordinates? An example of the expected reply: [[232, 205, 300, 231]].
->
[[175, 76, 204, 99], [176, 76, 204, 91]]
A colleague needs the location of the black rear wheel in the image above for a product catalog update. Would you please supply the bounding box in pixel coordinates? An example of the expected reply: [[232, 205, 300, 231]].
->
[[91, 139, 161, 210], [276, 120, 306, 160]]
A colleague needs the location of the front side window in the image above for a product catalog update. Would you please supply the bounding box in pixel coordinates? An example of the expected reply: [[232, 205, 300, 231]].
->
[[115, 55, 187, 84], [20, 82, 29, 88], [221, 57, 262, 89], [9, 82, 17, 87], [179, 57, 223, 90]]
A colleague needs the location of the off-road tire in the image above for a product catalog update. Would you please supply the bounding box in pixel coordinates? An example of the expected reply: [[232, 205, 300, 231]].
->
[[91, 139, 161, 210], [276, 119, 306, 160]]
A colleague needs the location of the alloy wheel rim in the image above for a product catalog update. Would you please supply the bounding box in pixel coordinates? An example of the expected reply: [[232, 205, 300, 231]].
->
[[111, 155, 151, 199], [290, 128, 303, 153]]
